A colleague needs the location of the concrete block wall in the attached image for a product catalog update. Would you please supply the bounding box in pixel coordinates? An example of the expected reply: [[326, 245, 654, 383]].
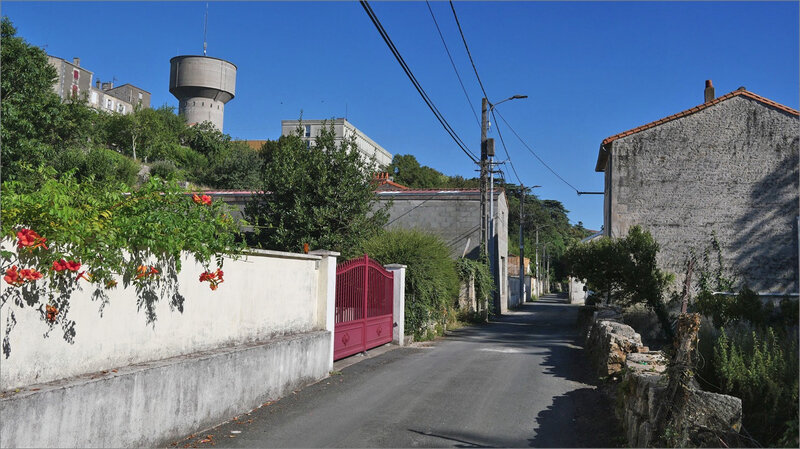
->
[[605, 96, 799, 293], [376, 190, 510, 312]]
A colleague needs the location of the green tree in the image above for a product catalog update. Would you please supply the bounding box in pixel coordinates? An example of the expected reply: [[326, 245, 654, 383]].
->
[[1, 17, 64, 178], [203, 141, 263, 189], [563, 226, 675, 339], [388, 154, 450, 188], [105, 105, 184, 162], [245, 125, 388, 255]]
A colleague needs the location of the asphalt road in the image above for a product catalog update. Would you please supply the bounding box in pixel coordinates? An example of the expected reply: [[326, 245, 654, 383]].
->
[[173, 295, 621, 448]]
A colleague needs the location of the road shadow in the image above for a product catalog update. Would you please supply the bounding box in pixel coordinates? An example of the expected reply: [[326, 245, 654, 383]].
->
[[528, 386, 624, 447]]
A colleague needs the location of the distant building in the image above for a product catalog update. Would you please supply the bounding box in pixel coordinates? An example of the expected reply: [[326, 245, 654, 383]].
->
[[169, 55, 237, 132], [595, 81, 799, 293], [47, 55, 150, 115], [375, 188, 510, 314], [281, 118, 393, 168]]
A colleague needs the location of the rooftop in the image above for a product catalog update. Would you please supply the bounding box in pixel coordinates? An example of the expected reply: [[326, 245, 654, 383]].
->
[[595, 88, 800, 172]]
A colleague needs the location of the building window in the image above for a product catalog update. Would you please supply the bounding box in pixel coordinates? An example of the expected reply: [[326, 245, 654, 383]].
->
[[305, 125, 311, 137], [91, 92, 98, 104], [107, 99, 113, 109], [117, 104, 125, 113], [71, 85, 78, 97], [306, 141, 311, 149], [73, 70, 79, 80], [138, 92, 143, 100]]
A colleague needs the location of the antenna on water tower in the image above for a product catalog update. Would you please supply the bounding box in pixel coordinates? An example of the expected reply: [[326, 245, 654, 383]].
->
[[203, 2, 209, 56]]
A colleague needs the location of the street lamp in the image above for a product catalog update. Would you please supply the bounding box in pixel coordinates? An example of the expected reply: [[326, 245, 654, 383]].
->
[[480, 94, 528, 259], [480, 94, 527, 314], [519, 185, 540, 303]]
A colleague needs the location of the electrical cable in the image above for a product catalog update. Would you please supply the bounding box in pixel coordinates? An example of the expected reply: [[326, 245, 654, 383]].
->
[[450, 0, 487, 99], [449, 0, 522, 185], [360, 1, 478, 163], [425, 0, 480, 128], [490, 112, 522, 184], [493, 110, 582, 194]]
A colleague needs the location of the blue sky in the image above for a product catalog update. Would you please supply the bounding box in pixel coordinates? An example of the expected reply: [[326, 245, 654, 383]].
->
[[4, 1, 798, 230]]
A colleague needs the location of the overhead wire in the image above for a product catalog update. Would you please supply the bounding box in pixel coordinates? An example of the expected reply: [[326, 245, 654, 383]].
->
[[449, 0, 522, 185], [493, 110, 582, 194], [360, 1, 478, 163], [425, 0, 481, 128]]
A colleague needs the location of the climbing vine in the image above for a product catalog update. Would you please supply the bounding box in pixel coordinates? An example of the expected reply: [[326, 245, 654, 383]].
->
[[0, 166, 244, 357]]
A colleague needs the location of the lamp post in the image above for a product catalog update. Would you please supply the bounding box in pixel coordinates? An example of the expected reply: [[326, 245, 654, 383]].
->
[[480, 95, 527, 259], [519, 185, 540, 303], [480, 94, 526, 315]]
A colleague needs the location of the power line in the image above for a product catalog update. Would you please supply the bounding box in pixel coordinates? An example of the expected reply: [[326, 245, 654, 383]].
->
[[425, 0, 480, 128], [449, 0, 522, 185], [360, 1, 478, 163], [494, 110, 581, 194], [449, 0, 487, 99], [490, 111, 522, 184]]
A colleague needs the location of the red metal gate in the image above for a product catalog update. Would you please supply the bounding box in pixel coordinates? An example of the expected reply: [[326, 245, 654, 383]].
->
[[334, 255, 394, 361]]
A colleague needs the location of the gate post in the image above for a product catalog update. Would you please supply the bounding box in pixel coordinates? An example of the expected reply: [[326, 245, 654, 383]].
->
[[384, 264, 407, 346], [310, 250, 339, 369]]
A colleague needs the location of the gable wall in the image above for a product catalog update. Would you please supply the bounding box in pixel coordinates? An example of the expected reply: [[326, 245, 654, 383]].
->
[[606, 96, 799, 292]]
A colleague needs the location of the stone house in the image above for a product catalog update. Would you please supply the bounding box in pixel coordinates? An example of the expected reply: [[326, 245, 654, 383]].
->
[[47, 55, 150, 114], [595, 81, 799, 293]]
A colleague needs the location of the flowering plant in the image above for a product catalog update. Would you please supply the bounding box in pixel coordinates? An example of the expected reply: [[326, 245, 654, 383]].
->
[[0, 166, 244, 357]]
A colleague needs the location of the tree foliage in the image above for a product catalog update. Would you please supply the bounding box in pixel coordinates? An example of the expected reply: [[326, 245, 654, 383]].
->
[[1, 17, 263, 190], [245, 125, 388, 256], [1, 166, 244, 357], [563, 225, 675, 339], [505, 183, 593, 283]]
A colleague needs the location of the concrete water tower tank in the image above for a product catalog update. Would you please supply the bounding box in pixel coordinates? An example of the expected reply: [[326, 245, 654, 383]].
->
[[169, 55, 236, 131]]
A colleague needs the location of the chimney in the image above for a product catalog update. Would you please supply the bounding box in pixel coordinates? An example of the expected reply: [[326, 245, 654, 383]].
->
[[73, 57, 80, 67], [704, 79, 715, 103], [95, 79, 101, 89]]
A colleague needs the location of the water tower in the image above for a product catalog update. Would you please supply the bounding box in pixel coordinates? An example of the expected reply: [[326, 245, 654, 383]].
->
[[169, 55, 236, 131]]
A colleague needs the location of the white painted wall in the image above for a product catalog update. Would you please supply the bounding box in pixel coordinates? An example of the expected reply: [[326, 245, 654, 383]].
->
[[1, 249, 329, 391], [568, 276, 588, 304]]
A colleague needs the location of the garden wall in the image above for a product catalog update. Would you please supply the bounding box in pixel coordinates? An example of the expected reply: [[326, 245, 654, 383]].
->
[[582, 306, 742, 447], [0, 249, 338, 447]]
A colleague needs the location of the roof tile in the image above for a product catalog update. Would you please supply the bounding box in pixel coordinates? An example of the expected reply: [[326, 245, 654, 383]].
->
[[596, 89, 799, 171]]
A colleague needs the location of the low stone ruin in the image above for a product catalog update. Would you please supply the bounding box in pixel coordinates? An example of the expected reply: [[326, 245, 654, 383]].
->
[[583, 306, 743, 447]]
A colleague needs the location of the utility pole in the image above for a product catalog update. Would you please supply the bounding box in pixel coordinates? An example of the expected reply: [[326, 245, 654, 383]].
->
[[535, 228, 539, 296], [480, 98, 489, 259], [519, 185, 525, 303]]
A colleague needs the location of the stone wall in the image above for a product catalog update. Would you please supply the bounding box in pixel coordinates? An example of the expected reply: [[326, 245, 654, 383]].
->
[[582, 306, 743, 447], [604, 95, 799, 293]]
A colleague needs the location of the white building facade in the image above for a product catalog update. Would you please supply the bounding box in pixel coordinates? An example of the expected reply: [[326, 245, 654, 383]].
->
[[281, 118, 392, 168]]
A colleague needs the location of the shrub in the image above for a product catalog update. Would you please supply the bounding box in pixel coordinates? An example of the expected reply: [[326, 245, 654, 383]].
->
[[359, 229, 459, 340], [149, 160, 179, 181], [52, 147, 140, 186], [455, 257, 494, 319], [1, 166, 243, 357], [712, 326, 798, 447], [203, 142, 262, 189]]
